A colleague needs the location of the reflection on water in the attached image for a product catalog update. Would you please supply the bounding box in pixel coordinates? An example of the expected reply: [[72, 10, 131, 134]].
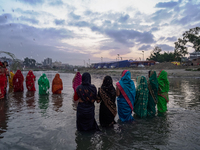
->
[[0, 72, 199, 149]]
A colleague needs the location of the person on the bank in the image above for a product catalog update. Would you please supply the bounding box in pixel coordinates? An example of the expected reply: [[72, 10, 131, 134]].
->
[[134, 76, 149, 118], [26, 70, 36, 91], [97, 75, 117, 127], [147, 71, 158, 117], [74, 72, 99, 131], [13, 70, 24, 92], [157, 70, 169, 113], [38, 73, 50, 95], [116, 70, 136, 122], [52, 73, 63, 94]]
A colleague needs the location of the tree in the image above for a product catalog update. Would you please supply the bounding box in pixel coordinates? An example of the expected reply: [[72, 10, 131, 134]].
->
[[174, 27, 200, 58], [147, 46, 162, 61]]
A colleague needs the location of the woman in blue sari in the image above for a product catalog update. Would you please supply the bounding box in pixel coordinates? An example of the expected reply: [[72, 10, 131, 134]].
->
[[116, 70, 136, 122]]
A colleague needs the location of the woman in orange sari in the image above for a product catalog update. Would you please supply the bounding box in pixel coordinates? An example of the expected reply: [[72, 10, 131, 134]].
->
[[52, 73, 63, 94], [13, 70, 24, 92], [26, 70, 36, 91], [0, 62, 7, 99]]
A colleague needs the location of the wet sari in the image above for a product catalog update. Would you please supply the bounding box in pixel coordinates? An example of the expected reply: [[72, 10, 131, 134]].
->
[[76, 72, 99, 131], [38, 74, 50, 95], [0, 62, 6, 99], [26, 70, 36, 91], [9, 71, 15, 89], [134, 76, 149, 118], [157, 70, 169, 113], [98, 76, 117, 127], [72, 72, 82, 92], [52, 73, 63, 94], [116, 70, 136, 122], [13, 70, 24, 92], [147, 71, 158, 117]]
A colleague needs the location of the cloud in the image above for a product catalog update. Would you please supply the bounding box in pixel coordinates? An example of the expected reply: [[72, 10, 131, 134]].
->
[[157, 44, 174, 51], [155, 1, 178, 8], [68, 21, 90, 27], [49, 0, 63, 6], [19, 16, 39, 24], [152, 9, 173, 23], [138, 45, 152, 51], [99, 46, 120, 50], [15, 0, 44, 5], [150, 27, 160, 32], [118, 14, 130, 23], [54, 19, 65, 25], [0, 13, 12, 24], [166, 36, 177, 42], [69, 12, 81, 20]]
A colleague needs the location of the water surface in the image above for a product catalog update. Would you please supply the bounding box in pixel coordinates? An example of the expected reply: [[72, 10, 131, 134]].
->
[[0, 71, 200, 150]]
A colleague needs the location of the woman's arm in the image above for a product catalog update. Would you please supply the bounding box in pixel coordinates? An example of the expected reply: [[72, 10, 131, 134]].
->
[[116, 86, 120, 96], [73, 90, 79, 101]]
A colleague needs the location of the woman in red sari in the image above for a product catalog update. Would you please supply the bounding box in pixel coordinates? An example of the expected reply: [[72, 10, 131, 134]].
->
[[0, 61, 7, 99], [13, 70, 24, 92], [52, 73, 63, 94], [26, 70, 36, 91]]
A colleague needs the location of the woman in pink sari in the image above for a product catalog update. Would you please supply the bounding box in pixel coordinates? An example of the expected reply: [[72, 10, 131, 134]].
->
[[0, 62, 7, 99], [13, 70, 24, 92], [72, 72, 82, 100], [26, 70, 36, 91]]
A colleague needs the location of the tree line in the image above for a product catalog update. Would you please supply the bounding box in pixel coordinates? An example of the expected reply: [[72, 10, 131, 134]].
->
[[147, 27, 200, 62]]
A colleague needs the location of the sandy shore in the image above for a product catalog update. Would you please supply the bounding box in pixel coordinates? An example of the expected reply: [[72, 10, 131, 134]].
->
[[79, 68, 200, 79]]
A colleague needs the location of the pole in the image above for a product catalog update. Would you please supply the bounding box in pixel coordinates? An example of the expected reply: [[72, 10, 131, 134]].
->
[[142, 51, 144, 61]]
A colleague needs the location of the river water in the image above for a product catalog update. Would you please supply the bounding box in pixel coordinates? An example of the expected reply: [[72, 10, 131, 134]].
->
[[0, 71, 200, 150]]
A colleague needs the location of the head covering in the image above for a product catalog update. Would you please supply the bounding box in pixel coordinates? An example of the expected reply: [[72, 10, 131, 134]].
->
[[134, 76, 149, 118], [38, 73, 50, 95], [0, 61, 3, 67], [26, 70, 36, 91], [72, 72, 82, 92], [99, 76, 117, 116], [116, 70, 136, 110], [52, 73, 63, 94], [148, 71, 158, 104], [13, 70, 24, 92], [9, 71, 15, 89], [76, 72, 97, 103]]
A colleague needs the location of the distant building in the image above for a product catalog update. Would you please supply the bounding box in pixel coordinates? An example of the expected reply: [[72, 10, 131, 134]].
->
[[43, 58, 52, 67], [52, 61, 62, 68], [189, 52, 200, 60]]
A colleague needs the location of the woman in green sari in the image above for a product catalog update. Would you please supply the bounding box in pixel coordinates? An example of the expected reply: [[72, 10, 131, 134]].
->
[[147, 71, 158, 117], [157, 70, 169, 113], [134, 76, 149, 118], [38, 73, 50, 95]]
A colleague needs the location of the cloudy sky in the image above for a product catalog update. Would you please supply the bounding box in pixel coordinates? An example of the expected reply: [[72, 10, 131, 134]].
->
[[0, 0, 199, 65]]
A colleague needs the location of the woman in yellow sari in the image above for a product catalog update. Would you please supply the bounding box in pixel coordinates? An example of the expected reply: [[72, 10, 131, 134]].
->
[[9, 71, 15, 89]]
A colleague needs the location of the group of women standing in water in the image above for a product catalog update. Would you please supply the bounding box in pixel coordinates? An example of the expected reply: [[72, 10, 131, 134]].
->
[[73, 70, 169, 131]]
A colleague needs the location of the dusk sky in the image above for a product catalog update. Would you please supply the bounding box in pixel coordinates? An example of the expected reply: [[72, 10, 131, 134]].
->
[[0, 0, 199, 65]]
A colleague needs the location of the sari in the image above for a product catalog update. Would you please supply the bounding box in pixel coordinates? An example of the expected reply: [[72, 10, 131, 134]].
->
[[147, 71, 158, 117], [26, 70, 36, 91], [116, 70, 136, 122], [52, 73, 63, 94], [0, 62, 7, 99], [98, 76, 117, 127], [38, 74, 50, 95], [9, 71, 15, 89], [76, 72, 99, 131], [134, 76, 149, 118], [13, 70, 24, 92], [72, 72, 82, 92], [157, 70, 169, 113]]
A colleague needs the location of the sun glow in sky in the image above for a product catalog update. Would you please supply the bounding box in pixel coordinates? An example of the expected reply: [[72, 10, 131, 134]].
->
[[0, 0, 199, 65]]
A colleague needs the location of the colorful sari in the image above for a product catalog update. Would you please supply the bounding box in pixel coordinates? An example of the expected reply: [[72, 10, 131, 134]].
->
[[9, 71, 15, 89], [13, 70, 24, 92], [157, 70, 169, 113], [26, 70, 36, 91], [72, 72, 82, 92], [98, 76, 117, 127], [134, 76, 149, 118], [147, 71, 158, 117], [38, 74, 50, 95], [76, 72, 99, 131], [116, 70, 136, 122], [0, 62, 7, 99], [52, 73, 63, 94]]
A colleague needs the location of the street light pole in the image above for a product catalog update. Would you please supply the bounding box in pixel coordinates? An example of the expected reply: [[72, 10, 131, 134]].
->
[[101, 57, 103, 62], [142, 51, 144, 61]]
